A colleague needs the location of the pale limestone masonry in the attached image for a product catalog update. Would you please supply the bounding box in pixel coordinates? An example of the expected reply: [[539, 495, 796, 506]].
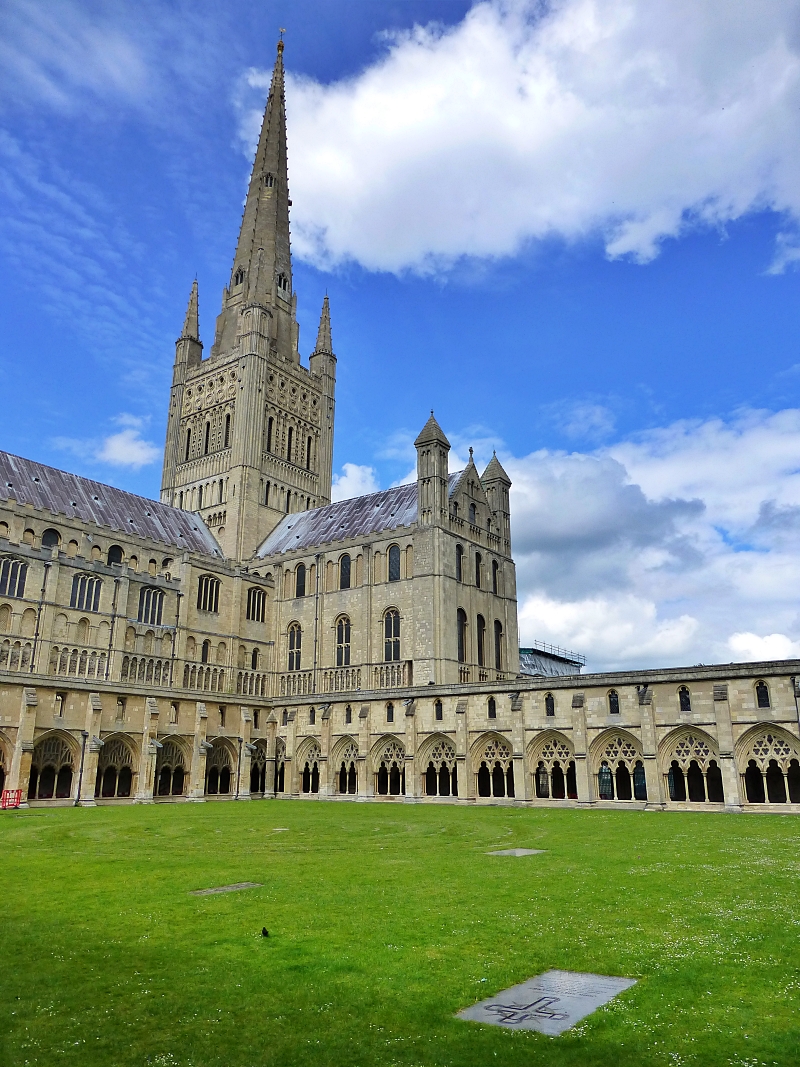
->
[[1, 42, 799, 812]]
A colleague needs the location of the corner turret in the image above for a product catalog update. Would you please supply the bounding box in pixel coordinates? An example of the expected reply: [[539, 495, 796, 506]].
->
[[415, 412, 450, 525]]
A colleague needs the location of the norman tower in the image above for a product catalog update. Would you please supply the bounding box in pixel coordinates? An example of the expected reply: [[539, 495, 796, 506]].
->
[[161, 40, 336, 562]]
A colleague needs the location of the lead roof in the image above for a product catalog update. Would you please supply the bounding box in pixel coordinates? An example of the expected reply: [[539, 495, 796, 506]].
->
[[255, 473, 463, 557], [0, 451, 221, 556]]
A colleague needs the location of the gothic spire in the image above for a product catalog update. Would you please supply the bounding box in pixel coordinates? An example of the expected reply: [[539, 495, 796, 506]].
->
[[211, 39, 293, 358], [313, 295, 333, 355], [180, 279, 199, 341]]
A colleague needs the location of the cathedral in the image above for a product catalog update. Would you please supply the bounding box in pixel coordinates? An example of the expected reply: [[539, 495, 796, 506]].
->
[[1, 43, 799, 813]]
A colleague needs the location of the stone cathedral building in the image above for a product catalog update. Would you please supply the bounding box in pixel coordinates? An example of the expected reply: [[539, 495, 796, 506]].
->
[[1, 43, 799, 814]]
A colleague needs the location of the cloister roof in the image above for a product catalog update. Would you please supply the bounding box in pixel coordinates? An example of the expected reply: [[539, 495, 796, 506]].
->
[[0, 450, 221, 556]]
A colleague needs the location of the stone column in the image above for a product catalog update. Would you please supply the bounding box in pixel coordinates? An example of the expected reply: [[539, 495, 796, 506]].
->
[[265, 712, 277, 797], [403, 699, 419, 800], [455, 697, 472, 800], [8, 687, 38, 804], [187, 702, 209, 801], [236, 706, 252, 800], [286, 709, 298, 796], [133, 697, 160, 803], [713, 683, 742, 810], [77, 693, 104, 805], [319, 704, 333, 796], [510, 691, 525, 801], [358, 703, 373, 798], [640, 697, 664, 809], [572, 706, 592, 805]]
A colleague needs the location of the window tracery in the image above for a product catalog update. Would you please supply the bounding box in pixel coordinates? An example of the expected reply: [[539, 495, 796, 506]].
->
[[423, 736, 457, 797], [475, 735, 514, 799], [375, 738, 405, 796], [739, 728, 800, 804], [95, 737, 135, 798], [28, 735, 74, 800], [205, 742, 233, 795], [595, 733, 646, 801]]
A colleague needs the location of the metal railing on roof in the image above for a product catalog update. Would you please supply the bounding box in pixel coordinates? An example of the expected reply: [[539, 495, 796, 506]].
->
[[520, 641, 586, 666]]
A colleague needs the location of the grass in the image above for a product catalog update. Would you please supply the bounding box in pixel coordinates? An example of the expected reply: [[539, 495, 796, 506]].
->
[[1, 801, 799, 1067]]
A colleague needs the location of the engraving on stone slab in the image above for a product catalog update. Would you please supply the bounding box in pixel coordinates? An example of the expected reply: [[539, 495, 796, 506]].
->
[[190, 882, 262, 896], [486, 848, 546, 856], [457, 969, 637, 1036]]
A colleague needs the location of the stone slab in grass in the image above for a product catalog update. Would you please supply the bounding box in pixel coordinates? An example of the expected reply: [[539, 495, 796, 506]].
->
[[457, 969, 637, 1036], [190, 882, 262, 896], [486, 847, 546, 856]]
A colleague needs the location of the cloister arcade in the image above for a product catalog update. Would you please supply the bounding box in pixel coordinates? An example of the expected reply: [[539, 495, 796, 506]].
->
[[155, 739, 187, 797], [94, 735, 136, 799]]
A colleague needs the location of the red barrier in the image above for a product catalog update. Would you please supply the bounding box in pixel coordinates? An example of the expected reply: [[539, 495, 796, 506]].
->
[[1, 790, 22, 809]]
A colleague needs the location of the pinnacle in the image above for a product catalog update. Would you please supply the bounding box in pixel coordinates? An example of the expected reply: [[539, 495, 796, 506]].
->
[[181, 279, 199, 341], [482, 451, 511, 483], [414, 411, 450, 449], [313, 295, 333, 355]]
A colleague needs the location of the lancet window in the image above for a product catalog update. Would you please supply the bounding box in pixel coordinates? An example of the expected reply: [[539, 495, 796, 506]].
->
[[336, 615, 351, 667], [138, 587, 164, 626], [0, 557, 27, 599], [70, 574, 101, 613]]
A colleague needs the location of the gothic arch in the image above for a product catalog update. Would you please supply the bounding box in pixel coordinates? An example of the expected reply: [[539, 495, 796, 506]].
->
[[735, 724, 800, 805], [527, 730, 577, 801], [471, 731, 515, 799], [95, 733, 138, 799], [417, 732, 458, 798], [205, 738, 236, 796], [28, 730, 78, 801], [658, 726, 724, 804], [249, 739, 270, 795], [331, 734, 359, 794], [589, 728, 646, 802], [297, 737, 322, 795], [155, 737, 189, 797], [370, 734, 406, 796]]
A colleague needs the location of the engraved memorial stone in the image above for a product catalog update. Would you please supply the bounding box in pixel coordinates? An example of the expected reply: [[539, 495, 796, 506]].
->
[[457, 969, 636, 1036]]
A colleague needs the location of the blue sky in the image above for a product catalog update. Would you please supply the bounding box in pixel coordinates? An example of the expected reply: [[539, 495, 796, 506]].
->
[[3, 0, 800, 670]]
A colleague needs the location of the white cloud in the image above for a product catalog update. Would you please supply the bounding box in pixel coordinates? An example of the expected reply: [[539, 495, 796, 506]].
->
[[239, 0, 800, 273], [331, 462, 380, 501], [53, 414, 159, 471], [728, 631, 800, 661]]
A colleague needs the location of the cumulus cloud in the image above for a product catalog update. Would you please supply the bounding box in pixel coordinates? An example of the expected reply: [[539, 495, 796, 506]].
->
[[239, 0, 800, 273], [54, 414, 159, 471], [499, 405, 800, 668], [331, 462, 380, 501]]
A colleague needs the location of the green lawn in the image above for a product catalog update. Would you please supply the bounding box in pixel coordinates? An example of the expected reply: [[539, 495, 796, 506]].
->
[[1, 801, 798, 1067]]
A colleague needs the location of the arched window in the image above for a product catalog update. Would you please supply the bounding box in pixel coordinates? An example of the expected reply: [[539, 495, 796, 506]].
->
[[295, 563, 306, 598], [386, 702, 394, 723], [70, 573, 101, 612], [138, 587, 164, 626], [756, 681, 770, 709], [42, 528, 60, 549], [679, 686, 691, 712], [492, 560, 499, 595], [0, 557, 27, 599], [234, 267, 245, 285], [197, 575, 220, 613], [545, 692, 555, 716], [266, 416, 274, 452], [457, 609, 467, 663], [384, 609, 400, 662], [288, 623, 302, 671], [469, 502, 477, 524], [277, 272, 289, 295], [488, 696, 497, 719], [455, 544, 463, 582], [185, 428, 191, 461], [197, 485, 203, 509], [224, 414, 231, 448], [388, 544, 401, 582], [251, 648, 259, 671], [494, 620, 503, 670], [608, 689, 620, 714], [246, 586, 265, 622], [340, 554, 351, 590], [306, 436, 312, 469], [336, 616, 351, 667], [201, 640, 210, 664], [264, 481, 270, 505], [476, 614, 486, 666], [475, 552, 482, 588], [345, 705, 352, 724], [286, 427, 293, 464], [204, 422, 210, 455], [309, 707, 316, 726], [285, 491, 291, 514], [432, 699, 442, 722]]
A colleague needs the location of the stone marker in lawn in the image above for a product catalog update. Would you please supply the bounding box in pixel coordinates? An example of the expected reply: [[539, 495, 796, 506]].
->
[[486, 848, 546, 856], [190, 882, 262, 896], [457, 970, 637, 1036]]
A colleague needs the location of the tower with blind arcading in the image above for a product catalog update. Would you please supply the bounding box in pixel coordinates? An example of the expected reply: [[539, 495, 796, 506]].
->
[[160, 40, 336, 562]]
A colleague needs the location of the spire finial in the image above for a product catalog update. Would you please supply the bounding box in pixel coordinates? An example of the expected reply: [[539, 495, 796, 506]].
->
[[313, 294, 333, 355], [469, 446, 474, 459], [278, 28, 286, 53]]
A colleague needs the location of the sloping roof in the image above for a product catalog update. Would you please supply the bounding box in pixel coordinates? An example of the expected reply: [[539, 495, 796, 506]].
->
[[256, 472, 463, 557], [0, 451, 221, 556]]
